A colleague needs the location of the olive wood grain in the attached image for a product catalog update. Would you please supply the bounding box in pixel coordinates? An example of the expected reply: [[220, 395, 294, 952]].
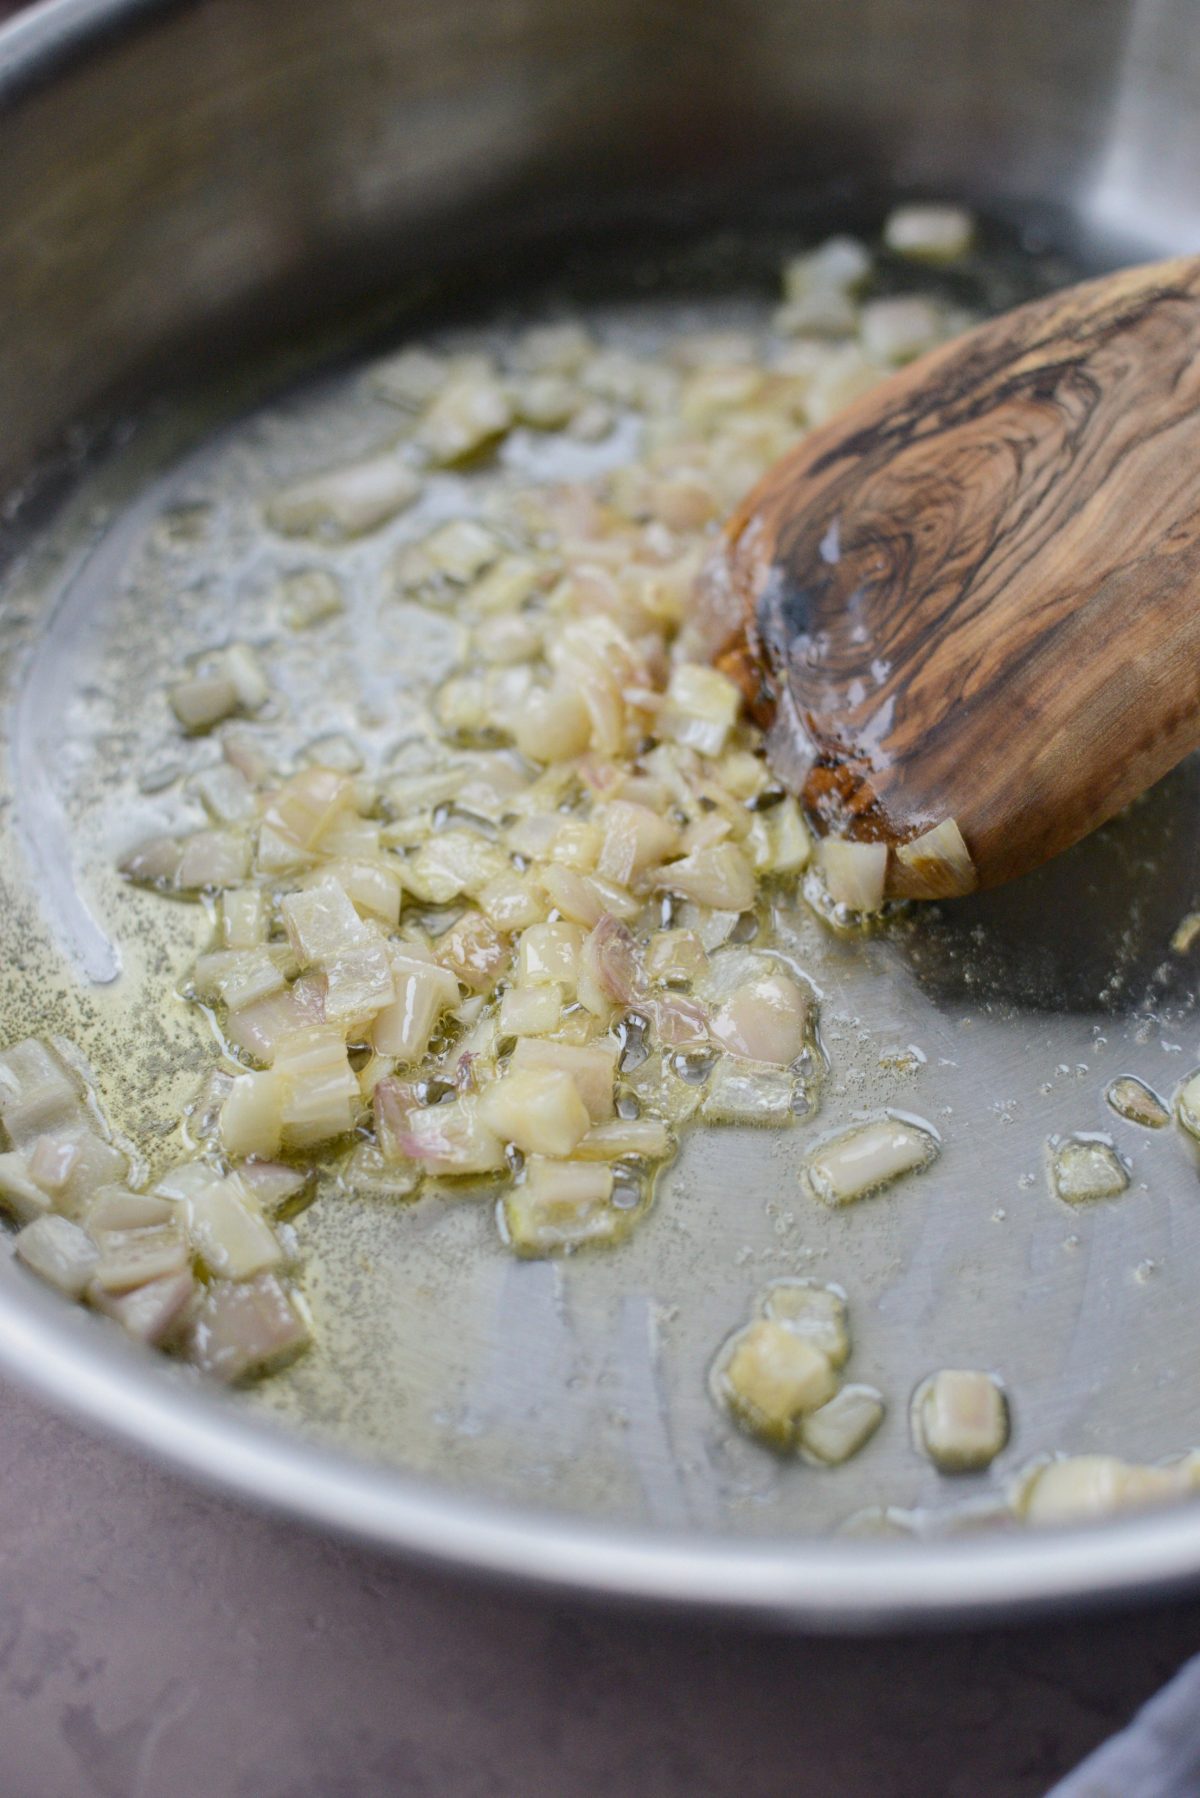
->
[[696, 256, 1200, 897]]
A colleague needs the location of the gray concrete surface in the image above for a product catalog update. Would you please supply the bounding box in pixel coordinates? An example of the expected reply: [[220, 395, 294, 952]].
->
[[1, 1380, 1199, 1797]]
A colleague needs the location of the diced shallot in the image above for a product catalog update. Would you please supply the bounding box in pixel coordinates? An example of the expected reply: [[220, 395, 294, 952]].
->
[[187, 1273, 310, 1382], [818, 838, 887, 912], [509, 1038, 617, 1122], [15, 1215, 99, 1296], [914, 1369, 1009, 1472], [803, 1115, 938, 1206], [266, 453, 420, 540], [478, 1068, 591, 1158], [710, 971, 809, 1065], [501, 1158, 618, 1255], [91, 1269, 196, 1346], [654, 843, 755, 912]]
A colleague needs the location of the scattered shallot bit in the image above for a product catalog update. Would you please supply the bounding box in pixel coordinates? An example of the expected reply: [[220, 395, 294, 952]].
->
[[889, 818, 976, 900], [1017, 1453, 1200, 1525], [817, 838, 888, 913], [715, 1278, 882, 1463], [1105, 1077, 1168, 1130], [803, 1115, 939, 1207], [914, 1369, 1009, 1473], [1048, 1134, 1129, 1204]]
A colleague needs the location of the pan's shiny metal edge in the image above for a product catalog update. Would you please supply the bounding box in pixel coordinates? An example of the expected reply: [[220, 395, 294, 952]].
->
[[4, 1261, 1200, 1629], [6, 0, 1200, 1629]]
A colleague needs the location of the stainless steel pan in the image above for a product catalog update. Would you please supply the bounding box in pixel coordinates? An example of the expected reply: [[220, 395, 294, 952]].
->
[[4, 0, 1200, 1629]]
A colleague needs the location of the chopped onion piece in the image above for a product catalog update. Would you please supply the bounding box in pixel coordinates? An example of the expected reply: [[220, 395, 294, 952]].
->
[[818, 837, 887, 912], [169, 672, 239, 732], [597, 801, 680, 887], [883, 203, 975, 264], [373, 344, 448, 409], [220, 1071, 286, 1158], [84, 1188, 175, 1232], [660, 663, 742, 757], [224, 644, 269, 712], [581, 915, 644, 1007], [499, 984, 562, 1038], [722, 1319, 837, 1447], [317, 859, 402, 928], [513, 684, 592, 763], [197, 947, 288, 1012], [479, 1067, 590, 1157], [518, 921, 585, 988], [914, 1369, 1009, 1472], [187, 1273, 310, 1382], [421, 519, 498, 583], [221, 887, 267, 949], [26, 1133, 81, 1195], [337, 1140, 419, 1201], [654, 842, 755, 912], [322, 936, 395, 1027], [28, 1123, 129, 1216], [478, 866, 543, 927], [264, 767, 358, 852], [176, 830, 251, 891], [395, 1098, 506, 1174], [238, 1160, 313, 1213], [512, 321, 593, 375], [1018, 1455, 1200, 1526], [192, 762, 257, 825], [417, 367, 512, 464], [710, 972, 809, 1066], [120, 834, 184, 887], [782, 236, 871, 301], [167, 1164, 283, 1279], [510, 1039, 617, 1122], [90, 1222, 191, 1294], [226, 983, 325, 1065], [92, 1269, 196, 1346], [804, 1115, 938, 1206], [0, 1151, 53, 1223], [750, 796, 810, 876], [649, 992, 710, 1051], [274, 1028, 360, 1147], [16, 1214, 99, 1296], [372, 949, 459, 1062], [282, 878, 369, 967], [538, 865, 606, 929], [1049, 1135, 1129, 1203], [406, 831, 507, 905], [762, 1280, 851, 1369], [266, 453, 420, 539], [701, 1058, 793, 1125], [801, 1385, 885, 1465], [1106, 1076, 1169, 1129], [573, 1117, 671, 1161], [502, 1158, 618, 1255], [890, 818, 976, 899], [0, 1038, 84, 1146], [436, 912, 509, 993]]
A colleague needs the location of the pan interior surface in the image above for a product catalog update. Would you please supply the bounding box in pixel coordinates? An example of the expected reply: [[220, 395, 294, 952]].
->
[[4, 217, 1200, 1587]]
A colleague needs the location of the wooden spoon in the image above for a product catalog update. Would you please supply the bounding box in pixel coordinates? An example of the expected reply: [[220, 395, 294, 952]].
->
[[693, 256, 1200, 901]]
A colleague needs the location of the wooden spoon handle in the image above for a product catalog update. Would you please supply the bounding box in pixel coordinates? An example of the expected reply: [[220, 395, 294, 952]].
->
[[697, 256, 1200, 893]]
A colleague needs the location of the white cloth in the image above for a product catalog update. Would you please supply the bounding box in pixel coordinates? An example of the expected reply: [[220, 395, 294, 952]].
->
[[1050, 1652, 1200, 1797]]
